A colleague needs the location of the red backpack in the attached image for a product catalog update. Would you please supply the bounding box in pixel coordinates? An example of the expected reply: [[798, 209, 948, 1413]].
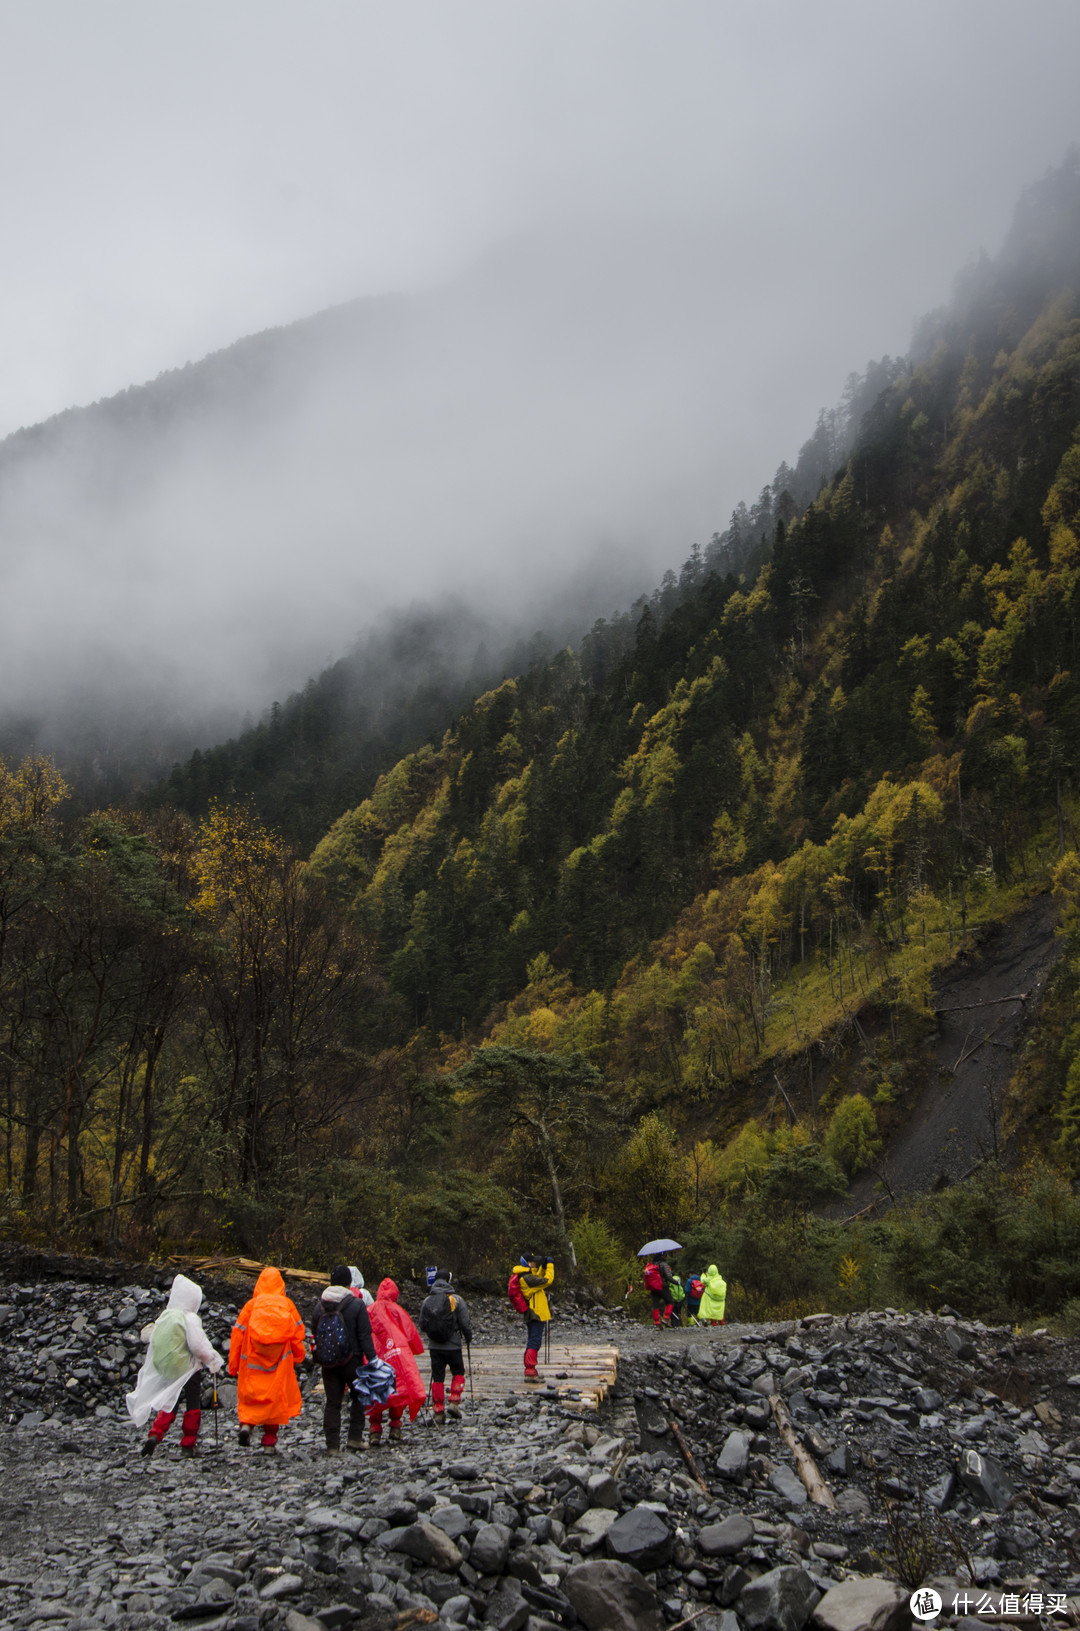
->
[[643, 1262, 663, 1292], [507, 1271, 529, 1314]]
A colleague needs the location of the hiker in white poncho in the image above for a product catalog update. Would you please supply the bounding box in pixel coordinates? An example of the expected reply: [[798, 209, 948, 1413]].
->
[[126, 1273, 222, 1457]]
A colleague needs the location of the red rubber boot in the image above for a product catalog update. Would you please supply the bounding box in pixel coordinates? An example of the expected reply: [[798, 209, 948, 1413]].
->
[[179, 1408, 201, 1456], [663, 1303, 673, 1326], [431, 1382, 446, 1425], [652, 1307, 661, 1327], [141, 1408, 176, 1455], [448, 1375, 465, 1419], [524, 1348, 539, 1382]]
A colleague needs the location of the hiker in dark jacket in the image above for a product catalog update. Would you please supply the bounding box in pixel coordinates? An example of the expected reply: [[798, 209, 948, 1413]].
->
[[309, 1264, 377, 1454], [419, 1269, 472, 1424]]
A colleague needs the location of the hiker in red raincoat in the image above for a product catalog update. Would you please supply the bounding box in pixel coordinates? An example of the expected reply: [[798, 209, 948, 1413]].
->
[[366, 1277, 425, 1444]]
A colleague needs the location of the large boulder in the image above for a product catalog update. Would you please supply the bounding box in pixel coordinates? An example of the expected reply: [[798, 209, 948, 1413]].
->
[[740, 1565, 822, 1631], [605, 1506, 674, 1569], [956, 1449, 1014, 1511], [564, 1559, 665, 1631], [813, 1578, 912, 1631]]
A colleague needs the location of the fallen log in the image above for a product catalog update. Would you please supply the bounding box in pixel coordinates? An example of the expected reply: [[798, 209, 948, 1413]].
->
[[933, 993, 1027, 1014], [769, 1393, 837, 1510], [669, 1418, 709, 1493]]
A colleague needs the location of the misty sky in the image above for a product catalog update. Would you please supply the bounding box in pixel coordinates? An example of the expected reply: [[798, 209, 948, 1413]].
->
[[1, 1, 1079, 756]]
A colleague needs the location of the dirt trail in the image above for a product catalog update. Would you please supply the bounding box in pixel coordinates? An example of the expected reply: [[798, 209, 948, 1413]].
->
[[851, 891, 1061, 1204]]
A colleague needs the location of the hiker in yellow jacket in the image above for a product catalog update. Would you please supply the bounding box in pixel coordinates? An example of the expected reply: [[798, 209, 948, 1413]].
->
[[515, 1252, 554, 1382], [699, 1263, 727, 1325]]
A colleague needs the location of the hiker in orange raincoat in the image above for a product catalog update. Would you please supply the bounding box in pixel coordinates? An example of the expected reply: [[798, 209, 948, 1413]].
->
[[228, 1266, 306, 1450], [366, 1277, 426, 1445]]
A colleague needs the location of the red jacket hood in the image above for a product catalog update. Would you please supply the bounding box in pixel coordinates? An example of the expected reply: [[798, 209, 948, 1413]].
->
[[377, 1278, 399, 1302]]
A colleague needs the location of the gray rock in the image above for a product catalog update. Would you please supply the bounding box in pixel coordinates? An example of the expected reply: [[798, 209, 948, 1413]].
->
[[258, 1572, 304, 1599], [283, 1613, 325, 1631], [564, 1558, 665, 1631], [484, 1578, 529, 1630], [303, 1505, 363, 1536], [442, 1595, 473, 1625], [717, 1429, 750, 1480], [372, 1493, 420, 1525], [471, 1521, 513, 1575], [587, 1470, 619, 1508], [699, 1513, 754, 1557], [429, 1504, 472, 1541], [824, 1445, 850, 1477], [835, 1488, 872, 1517], [385, 1520, 464, 1570], [812, 1577, 911, 1631], [925, 1472, 956, 1511], [574, 1508, 618, 1552], [605, 1506, 673, 1570], [740, 1565, 822, 1631], [914, 1388, 943, 1412], [769, 1464, 809, 1505], [956, 1448, 1013, 1511]]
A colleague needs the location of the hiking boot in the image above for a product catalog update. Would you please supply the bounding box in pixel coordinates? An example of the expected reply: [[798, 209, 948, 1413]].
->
[[346, 1436, 364, 1453], [180, 1444, 196, 1458], [325, 1445, 341, 1456], [388, 1422, 402, 1443], [446, 1403, 460, 1420], [368, 1430, 383, 1448], [139, 1437, 157, 1457], [237, 1427, 251, 1448], [432, 1409, 446, 1427]]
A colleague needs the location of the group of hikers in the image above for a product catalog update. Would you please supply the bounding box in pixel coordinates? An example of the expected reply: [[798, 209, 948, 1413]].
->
[[641, 1256, 727, 1328], [126, 1253, 556, 1458]]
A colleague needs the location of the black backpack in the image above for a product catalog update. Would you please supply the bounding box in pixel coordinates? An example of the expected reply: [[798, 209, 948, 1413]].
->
[[313, 1307, 353, 1367], [424, 1290, 458, 1345]]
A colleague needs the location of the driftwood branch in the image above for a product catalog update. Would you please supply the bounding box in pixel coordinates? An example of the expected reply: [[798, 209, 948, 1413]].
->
[[669, 1418, 709, 1493], [933, 993, 1027, 1014], [769, 1394, 837, 1510], [167, 1252, 327, 1284], [952, 1018, 1006, 1072]]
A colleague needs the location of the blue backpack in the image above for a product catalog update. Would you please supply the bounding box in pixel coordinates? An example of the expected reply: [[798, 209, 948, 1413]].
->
[[313, 1308, 353, 1367]]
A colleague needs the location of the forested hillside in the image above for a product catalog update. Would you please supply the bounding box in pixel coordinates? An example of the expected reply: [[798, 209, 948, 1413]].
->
[[4, 157, 1080, 1322]]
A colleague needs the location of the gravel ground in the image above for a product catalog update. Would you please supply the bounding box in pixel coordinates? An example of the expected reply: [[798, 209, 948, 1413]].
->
[[5, 1261, 1080, 1631]]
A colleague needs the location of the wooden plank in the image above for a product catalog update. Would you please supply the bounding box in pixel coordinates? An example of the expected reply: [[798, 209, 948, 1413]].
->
[[461, 1343, 619, 1410]]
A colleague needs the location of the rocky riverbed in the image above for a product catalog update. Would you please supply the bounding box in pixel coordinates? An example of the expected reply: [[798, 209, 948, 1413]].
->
[[3, 1265, 1080, 1631]]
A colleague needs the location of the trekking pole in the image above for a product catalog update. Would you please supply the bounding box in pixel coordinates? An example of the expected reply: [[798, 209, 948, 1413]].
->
[[212, 1373, 219, 1451], [466, 1341, 474, 1402]]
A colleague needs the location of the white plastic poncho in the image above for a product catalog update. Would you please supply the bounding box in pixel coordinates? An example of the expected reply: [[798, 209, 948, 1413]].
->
[[349, 1265, 374, 1308], [125, 1273, 222, 1428]]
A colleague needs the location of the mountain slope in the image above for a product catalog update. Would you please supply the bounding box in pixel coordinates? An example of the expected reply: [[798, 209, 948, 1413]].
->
[[308, 155, 1080, 1104]]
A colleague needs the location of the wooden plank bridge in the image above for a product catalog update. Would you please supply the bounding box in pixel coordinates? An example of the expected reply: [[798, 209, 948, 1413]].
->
[[463, 1342, 619, 1410]]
